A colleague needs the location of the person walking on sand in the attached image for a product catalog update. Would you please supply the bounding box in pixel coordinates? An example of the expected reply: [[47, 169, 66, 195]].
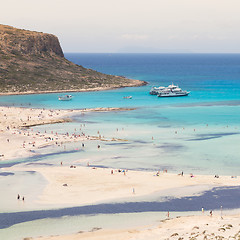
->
[[202, 207, 204, 214], [17, 194, 20, 200], [210, 210, 212, 217], [22, 196, 25, 201]]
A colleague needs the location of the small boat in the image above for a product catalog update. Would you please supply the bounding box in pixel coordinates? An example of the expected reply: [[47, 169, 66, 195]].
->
[[123, 96, 132, 99], [58, 95, 73, 101]]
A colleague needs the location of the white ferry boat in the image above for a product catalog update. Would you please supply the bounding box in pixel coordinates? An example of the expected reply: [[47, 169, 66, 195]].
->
[[58, 95, 73, 101], [158, 84, 190, 97]]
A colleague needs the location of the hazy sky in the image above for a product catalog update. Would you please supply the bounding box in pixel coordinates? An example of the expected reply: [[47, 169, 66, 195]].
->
[[1, 0, 240, 53]]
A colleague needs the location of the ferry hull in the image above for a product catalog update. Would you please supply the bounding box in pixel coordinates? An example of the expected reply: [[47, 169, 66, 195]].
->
[[158, 92, 190, 97]]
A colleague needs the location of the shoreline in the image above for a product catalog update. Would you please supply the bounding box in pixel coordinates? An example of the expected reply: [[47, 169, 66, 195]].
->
[[31, 214, 240, 240], [0, 80, 148, 96], [1, 105, 240, 240], [0, 106, 135, 161]]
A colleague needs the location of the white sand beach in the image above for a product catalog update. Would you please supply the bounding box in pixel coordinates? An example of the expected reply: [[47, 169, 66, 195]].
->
[[7, 165, 239, 208], [1, 106, 240, 240], [0, 106, 133, 160], [0, 107, 78, 159]]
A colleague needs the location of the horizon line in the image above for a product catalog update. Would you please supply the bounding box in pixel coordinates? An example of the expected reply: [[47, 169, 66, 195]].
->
[[64, 52, 240, 54]]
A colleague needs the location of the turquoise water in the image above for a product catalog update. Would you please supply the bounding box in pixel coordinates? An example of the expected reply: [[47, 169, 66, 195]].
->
[[1, 53, 240, 109], [1, 53, 240, 239], [0, 54, 240, 175]]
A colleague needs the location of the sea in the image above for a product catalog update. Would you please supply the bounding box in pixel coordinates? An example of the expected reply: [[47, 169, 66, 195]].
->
[[1, 53, 240, 174], [1, 53, 240, 239]]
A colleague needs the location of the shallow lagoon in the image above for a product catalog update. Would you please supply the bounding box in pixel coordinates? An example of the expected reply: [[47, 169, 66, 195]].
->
[[2, 103, 240, 176]]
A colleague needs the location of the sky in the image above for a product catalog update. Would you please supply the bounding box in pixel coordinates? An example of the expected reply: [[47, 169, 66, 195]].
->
[[1, 0, 240, 53]]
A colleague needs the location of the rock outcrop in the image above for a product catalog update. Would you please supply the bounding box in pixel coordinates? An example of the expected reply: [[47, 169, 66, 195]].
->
[[0, 24, 146, 94], [0, 26, 64, 57]]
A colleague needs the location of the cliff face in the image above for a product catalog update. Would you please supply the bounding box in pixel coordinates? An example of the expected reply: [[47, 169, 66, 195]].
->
[[0, 25, 64, 57], [0, 24, 146, 94]]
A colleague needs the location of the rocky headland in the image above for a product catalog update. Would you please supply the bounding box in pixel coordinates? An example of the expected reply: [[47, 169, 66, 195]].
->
[[0, 24, 147, 94]]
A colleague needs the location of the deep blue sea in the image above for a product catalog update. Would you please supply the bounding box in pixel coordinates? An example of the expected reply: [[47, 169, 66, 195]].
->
[[1, 53, 240, 109], [65, 53, 240, 102]]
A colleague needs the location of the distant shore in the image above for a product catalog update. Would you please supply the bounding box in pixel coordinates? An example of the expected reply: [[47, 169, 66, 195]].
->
[[0, 79, 148, 96]]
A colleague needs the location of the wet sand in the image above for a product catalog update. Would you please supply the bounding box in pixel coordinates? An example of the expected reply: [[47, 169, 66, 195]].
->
[[5, 165, 238, 209], [32, 214, 240, 240]]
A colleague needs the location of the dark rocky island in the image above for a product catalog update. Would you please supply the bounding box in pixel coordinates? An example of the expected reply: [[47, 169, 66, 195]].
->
[[0, 24, 146, 94]]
